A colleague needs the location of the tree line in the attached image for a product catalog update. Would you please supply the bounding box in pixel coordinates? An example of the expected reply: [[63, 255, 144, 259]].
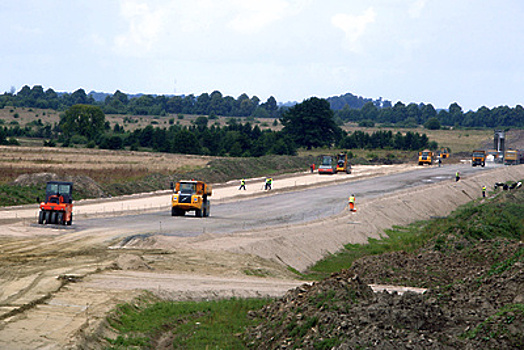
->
[[0, 86, 280, 119], [2, 85, 523, 128], [335, 101, 524, 128], [1, 99, 433, 156]]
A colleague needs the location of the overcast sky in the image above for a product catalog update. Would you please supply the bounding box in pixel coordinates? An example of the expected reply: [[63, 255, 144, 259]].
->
[[1, 0, 523, 111]]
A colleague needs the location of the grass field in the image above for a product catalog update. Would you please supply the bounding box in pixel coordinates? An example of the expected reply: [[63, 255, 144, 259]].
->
[[0, 145, 210, 185], [0, 106, 282, 138]]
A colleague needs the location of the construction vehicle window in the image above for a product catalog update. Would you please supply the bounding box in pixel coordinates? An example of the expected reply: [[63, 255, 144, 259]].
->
[[47, 184, 59, 194], [58, 184, 71, 195], [180, 183, 196, 193], [321, 156, 332, 166]]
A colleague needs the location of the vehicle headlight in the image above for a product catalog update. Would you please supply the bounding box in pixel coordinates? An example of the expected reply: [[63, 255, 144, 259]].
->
[[193, 197, 198, 202]]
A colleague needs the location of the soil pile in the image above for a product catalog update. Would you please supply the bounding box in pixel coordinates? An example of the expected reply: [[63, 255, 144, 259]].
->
[[245, 189, 524, 349], [109, 253, 153, 271], [247, 242, 523, 349]]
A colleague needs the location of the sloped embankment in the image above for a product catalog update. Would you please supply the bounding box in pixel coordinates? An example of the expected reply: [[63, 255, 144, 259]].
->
[[217, 165, 524, 272], [245, 177, 524, 350]]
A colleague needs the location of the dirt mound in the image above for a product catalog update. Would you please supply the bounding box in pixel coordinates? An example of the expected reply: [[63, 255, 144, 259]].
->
[[11, 172, 107, 198], [245, 186, 524, 349], [246, 240, 523, 349]]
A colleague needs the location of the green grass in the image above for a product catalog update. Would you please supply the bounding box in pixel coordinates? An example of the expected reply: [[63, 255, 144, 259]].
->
[[105, 295, 272, 349], [305, 221, 436, 280], [0, 184, 44, 206]]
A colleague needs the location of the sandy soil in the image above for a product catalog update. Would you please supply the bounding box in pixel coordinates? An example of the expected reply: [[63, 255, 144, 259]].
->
[[0, 163, 523, 349]]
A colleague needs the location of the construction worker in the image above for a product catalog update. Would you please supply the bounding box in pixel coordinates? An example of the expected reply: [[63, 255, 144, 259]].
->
[[268, 177, 273, 190], [264, 177, 270, 190], [239, 178, 246, 190], [455, 171, 460, 182], [348, 194, 356, 211], [482, 185, 486, 197]]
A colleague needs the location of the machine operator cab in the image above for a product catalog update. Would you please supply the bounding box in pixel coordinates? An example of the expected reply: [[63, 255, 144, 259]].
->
[[45, 181, 73, 204]]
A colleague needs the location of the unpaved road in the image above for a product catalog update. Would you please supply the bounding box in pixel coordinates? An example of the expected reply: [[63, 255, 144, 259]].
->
[[1, 162, 523, 349]]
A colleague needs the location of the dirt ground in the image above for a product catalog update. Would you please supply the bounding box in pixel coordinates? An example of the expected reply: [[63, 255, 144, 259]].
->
[[0, 163, 523, 349]]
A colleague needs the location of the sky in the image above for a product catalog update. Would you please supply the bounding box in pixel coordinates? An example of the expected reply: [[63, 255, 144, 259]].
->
[[1, 0, 523, 111]]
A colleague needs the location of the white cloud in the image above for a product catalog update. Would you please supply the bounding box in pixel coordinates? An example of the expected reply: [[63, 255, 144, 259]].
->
[[227, 0, 290, 33], [114, 0, 165, 56], [332, 7, 376, 52], [408, 0, 427, 18]]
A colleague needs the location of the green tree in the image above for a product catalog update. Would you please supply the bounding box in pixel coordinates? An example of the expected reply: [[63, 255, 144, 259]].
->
[[194, 116, 208, 129], [280, 97, 342, 150], [59, 104, 106, 140], [171, 129, 201, 154], [424, 117, 441, 130], [361, 101, 378, 121]]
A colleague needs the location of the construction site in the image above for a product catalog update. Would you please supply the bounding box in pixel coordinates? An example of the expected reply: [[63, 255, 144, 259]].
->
[[0, 131, 523, 349]]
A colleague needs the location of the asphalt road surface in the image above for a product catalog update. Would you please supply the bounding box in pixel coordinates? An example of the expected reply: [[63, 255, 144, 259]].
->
[[74, 162, 501, 239]]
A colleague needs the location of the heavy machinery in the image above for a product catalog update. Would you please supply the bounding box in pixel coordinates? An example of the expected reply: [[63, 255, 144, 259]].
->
[[472, 150, 486, 167], [335, 152, 352, 174], [38, 181, 74, 225], [171, 180, 212, 217], [437, 148, 450, 159], [318, 155, 336, 174], [418, 149, 433, 165], [504, 149, 518, 165]]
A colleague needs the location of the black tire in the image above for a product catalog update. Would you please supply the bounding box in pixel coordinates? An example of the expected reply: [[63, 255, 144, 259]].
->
[[45, 211, 51, 224], [482, 162, 485, 167], [38, 211, 44, 224], [50, 212, 57, 225], [173, 208, 185, 216], [57, 212, 64, 225]]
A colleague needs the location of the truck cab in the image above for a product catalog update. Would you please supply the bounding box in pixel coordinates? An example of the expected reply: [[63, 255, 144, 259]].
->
[[418, 150, 433, 165], [472, 150, 486, 167], [171, 180, 212, 217]]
